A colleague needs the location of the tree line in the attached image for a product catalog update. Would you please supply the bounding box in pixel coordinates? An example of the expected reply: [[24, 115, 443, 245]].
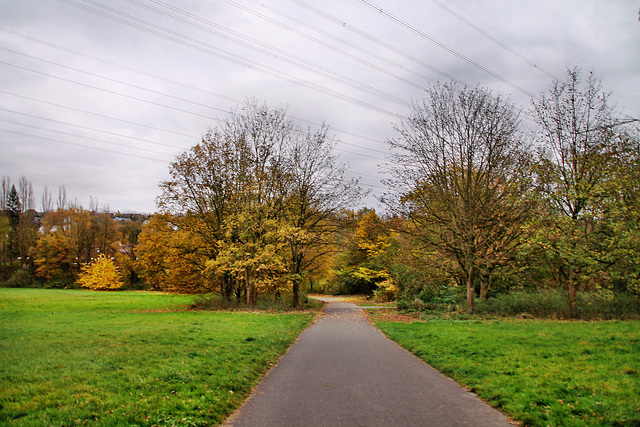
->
[[1, 68, 639, 317], [0, 179, 144, 289]]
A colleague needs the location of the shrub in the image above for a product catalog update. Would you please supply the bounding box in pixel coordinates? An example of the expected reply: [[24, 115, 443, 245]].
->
[[373, 281, 397, 302], [476, 289, 640, 320], [76, 255, 124, 290], [398, 284, 464, 312], [3, 269, 34, 288]]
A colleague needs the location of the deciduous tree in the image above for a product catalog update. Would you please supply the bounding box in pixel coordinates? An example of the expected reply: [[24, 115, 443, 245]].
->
[[531, 67, 636, 316], [157, 100, 362, 306], [385, 82, 532, 314], [77, 254, 124, 290]]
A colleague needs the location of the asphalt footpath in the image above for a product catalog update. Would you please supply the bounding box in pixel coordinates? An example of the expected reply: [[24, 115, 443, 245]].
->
[[224, 299, 513, 427]]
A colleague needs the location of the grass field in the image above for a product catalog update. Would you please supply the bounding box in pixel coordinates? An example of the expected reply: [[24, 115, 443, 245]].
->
[[0, 289, 316, 426], [374, 317, 640, 426]]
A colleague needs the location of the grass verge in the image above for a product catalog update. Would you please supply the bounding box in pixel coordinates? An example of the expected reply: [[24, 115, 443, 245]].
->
[[374, 317, 640, 426], [0, 288, 316, 426]]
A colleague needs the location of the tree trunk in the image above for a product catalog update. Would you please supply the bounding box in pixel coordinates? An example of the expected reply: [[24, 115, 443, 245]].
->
[[480, 275, 489, 301], [292, 278, 300, 308], [466, 265, 475, 314], [568, 267, 578, 318], [245, 268, 256, 307], [291, 249, 303, 308]]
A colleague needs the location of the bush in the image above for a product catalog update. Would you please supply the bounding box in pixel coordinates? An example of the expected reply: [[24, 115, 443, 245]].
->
[[191, 292, 317, 311], [3, 269, 34, 288], [398, 284, 464, 312], [476, 289, 640, 320]]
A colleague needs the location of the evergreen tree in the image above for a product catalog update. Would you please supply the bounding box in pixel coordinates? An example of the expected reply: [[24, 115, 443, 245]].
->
[[7, 185, 21, 228]]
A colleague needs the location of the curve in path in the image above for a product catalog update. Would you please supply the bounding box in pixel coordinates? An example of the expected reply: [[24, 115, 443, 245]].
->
[[225, 300, 513, 426]]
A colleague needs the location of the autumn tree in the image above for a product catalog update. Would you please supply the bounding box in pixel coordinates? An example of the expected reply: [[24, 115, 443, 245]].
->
[[332, 209, 394, 296], [35, 205, 121, 285], [77, 254, 124, 290], [157, 100, 361, 306], [384, 82, 532, 314], [136, 214, 209, 293], [284, 123, 363, 306], [531, 67, 640, 316]]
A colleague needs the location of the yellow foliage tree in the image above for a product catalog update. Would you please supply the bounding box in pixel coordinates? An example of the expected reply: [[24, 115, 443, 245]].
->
[[77, 254, 124, 290]]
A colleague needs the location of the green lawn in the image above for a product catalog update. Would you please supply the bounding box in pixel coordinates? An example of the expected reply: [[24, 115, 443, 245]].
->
[[375, 318, 640, 426], [0, 289, 315, 426]]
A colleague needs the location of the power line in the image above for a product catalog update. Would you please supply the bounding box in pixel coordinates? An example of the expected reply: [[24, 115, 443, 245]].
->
[[426, 0, 560, 80], [0, 128, 168, 163], [291, 0, 467, 86], [0, 90, 198, 139], [54, 0, 402, 117], [1, 88, 389, 163], [444, 0, 564, 76], [0, 47, 233, 116], [222, 0, 438, 87], [124, 0, 412, 106], [0, 113, 184, 155], [0, 60, 219, 120], [0, 28, 391, 149], [356, 0, 536, 98]]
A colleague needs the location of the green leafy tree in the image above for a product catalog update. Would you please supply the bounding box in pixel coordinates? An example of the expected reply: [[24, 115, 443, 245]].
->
[[531, 67, 637, 316]]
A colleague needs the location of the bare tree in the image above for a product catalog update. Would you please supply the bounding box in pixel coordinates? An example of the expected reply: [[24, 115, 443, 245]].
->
[[41, 186, 53, 213], [1, 176, 11, 211], [384, 82, 532, 314], [57, 185, 67, 211], [18, 176, 34, 213], [285, 124, 364, 306]]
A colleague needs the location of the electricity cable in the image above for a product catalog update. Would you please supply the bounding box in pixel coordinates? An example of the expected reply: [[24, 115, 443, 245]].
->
[[0, 29, 391, 149], [54, 0, 402, 117], [124, 0, 413, 105], [356, 0, 536, 98]]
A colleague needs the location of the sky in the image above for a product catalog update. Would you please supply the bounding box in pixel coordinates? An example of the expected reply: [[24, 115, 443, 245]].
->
[[1, 0, 638, 213]]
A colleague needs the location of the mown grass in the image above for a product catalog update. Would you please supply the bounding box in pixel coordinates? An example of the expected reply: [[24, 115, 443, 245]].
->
[[375, 318, 640, 426], [0, 289, 316, 426]]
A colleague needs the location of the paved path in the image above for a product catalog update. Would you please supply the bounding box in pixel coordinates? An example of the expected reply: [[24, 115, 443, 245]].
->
[[225, 299, 512, 426]]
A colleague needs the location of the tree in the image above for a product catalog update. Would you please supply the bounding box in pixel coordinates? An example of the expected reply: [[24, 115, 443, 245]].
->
[[531, 67, 635, 316], [0, 215, 11, 280], [136, 214, 209, 293], [1, 176, 11, 211], [384, 82, 532, 314], [284, 123, 363, 306], [206, 208, 291, 306], [77, 254, 124, 290], [157, 100, 362, 306], [35, 205, 122, 284], [41, 186, 53, 213], [332, 209, 394, 296], [18, 176, 34, 213], [6, 185, 21, 229], [57, 185, 67, 211]]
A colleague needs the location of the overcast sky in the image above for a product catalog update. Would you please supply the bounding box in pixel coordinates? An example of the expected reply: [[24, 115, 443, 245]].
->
[[1, 0, 638, 213]]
